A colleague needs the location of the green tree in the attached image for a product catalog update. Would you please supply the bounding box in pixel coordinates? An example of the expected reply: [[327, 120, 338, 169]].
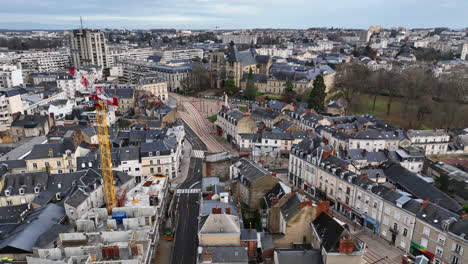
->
[[225, 79, 239, 96], [308, 74, 327, 110], [282, 79, 296, 103], [245, 68, 257, 100], [285, 79, 294, 92], [305, 60, 315, 67]]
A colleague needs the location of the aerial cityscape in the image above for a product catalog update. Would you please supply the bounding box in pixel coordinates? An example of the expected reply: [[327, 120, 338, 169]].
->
[[0, 1, 467, 264]]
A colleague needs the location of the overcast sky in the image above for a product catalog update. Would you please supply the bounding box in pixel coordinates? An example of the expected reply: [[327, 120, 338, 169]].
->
[[1, 0, 466, 30]]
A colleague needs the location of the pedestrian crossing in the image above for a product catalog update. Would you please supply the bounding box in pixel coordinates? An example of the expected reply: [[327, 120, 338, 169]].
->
[[193, 150, 205, 159], [176, 188, 201, 194]]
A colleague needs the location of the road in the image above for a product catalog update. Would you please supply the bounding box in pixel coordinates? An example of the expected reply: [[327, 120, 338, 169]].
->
[[171, 122, 205, 264]]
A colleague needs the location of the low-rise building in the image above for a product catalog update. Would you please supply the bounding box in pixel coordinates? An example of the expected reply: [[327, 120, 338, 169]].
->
[[230, 158, 279, 211], [407, 129, 450, 156]]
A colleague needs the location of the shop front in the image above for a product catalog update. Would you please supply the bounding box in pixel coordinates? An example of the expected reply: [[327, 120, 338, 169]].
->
[[364, 216, 379, 233], [410, 241, 435, 262], [337, 202, 353, 219], [304, 183, 315, 197]]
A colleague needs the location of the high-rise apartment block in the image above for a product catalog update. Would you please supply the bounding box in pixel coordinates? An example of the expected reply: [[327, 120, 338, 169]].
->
[[69, 29, 109, 68]]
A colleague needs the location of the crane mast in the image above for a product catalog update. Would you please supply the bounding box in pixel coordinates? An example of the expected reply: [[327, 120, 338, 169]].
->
[[96, 100, 116, 214], [68, 66, 117, 214]]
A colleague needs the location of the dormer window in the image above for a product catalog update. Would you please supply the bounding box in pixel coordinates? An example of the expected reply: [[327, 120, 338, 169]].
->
[[56, 193, 61, 200], [5, 190, 10, 196], [19, 188, 25, 195], [34, 187, 40, 193], [149, 152, 153, 157], [156, 151, 160, 156], [82, 163, 86, 168]]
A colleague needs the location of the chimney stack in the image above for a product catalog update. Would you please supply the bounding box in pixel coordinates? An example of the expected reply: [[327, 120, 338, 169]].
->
[[420, 200, 429, 212], [271, 196, 279, 206], [212, 207, 222, 214], [225, 207, 231, 215], [300, 200, 312, 209], [316, 200, 330, 216], [338, 236, 355, 253], [249, 222, 252, 232]]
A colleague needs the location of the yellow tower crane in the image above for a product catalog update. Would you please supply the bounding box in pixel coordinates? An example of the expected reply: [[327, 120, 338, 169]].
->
[[95, 100, 117, 214], [67, 67, 118, 215]]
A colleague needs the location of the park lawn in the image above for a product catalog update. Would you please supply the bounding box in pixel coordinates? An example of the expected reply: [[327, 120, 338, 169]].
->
[[238, 106, 247, 111], [349, 94, 428, 128]]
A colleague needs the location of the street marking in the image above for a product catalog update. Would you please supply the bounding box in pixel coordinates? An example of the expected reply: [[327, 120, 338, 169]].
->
[[189, 181, 200, 189], [176, 189, 201, 194], [193, 150, 205, 158]]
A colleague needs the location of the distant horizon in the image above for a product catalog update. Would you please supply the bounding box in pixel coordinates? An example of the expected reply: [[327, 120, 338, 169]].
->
[[0, 26, 467, 32], [1, 0, 467, 31]]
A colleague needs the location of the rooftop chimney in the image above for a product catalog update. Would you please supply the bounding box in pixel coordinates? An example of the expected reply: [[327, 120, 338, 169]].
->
[[212, 207, 222, 214], [300, 200, 313, 209], [225, 207, 231, 215], [271, 196, 280, 206], [48, 148, 54, 158], [249, 222, 252, 232], [338, 236, 355, 253], [316, 200, 330, 217], [420, 200, 429, 212]]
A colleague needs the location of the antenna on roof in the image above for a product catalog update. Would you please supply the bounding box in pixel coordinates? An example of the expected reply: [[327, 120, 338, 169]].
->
[[80, 16, 84, 30]]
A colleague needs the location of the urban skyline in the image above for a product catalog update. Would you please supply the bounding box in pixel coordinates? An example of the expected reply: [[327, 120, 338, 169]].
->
[[1, 0, 467, 30]]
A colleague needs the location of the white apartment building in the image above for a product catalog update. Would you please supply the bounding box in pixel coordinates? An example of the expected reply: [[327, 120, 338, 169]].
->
[[15, 49, 70, 72], [119, 59, 191, 92], [0, 64, 23, 88], [156, 49, 203, 62], [138, 77, 168, 101], [407, 129, 450, 156], [221, 33, 257, 44], [461, 43, 468, 60], [69, 29, 109, 68], [57, 74, 83, 99], [108, 46, 155, 66], [0, 89, 24, 131], [140, 137, 182, 179]]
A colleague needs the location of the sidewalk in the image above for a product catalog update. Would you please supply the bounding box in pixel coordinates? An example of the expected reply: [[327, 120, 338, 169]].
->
[[155, 231, 173, 264], [171, 141, 192, 186]]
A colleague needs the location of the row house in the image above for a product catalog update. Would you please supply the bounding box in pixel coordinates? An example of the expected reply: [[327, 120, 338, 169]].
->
[[215, 108, 257, 146], [407, 129, 450, 156], [348, 129, 410, 152], [140, 137, 181, 179], [288, 139, 468, 262]]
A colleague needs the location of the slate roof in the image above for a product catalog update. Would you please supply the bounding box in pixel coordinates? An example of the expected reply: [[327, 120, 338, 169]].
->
[[1, 172, 49, 196], [250, 108, 280, 120], [25, 138, 75, 160], [0, 204, 65, 254], [407, 129, 448, 138], [312, 212, 346, 252], [200, 200, 239, 217], [264, 182, 291, 208], [275, 249, 323, 264], [0, 160, 26, 169], [104, 88, 134, 99], [274, 119, 294, 132], [240, 228, 257, 241], [140, 137, 177, 155], [11, 115, 47, 129], [227, 42, 241, 62], [0, 204, 30, 224], [205, 247, 249, 263], [281, 193, 304, 221], [347, 149, 388, 163], [234, 158, 271, 184], [381, 161, 462, 213], [119, 147, 140, 161]]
